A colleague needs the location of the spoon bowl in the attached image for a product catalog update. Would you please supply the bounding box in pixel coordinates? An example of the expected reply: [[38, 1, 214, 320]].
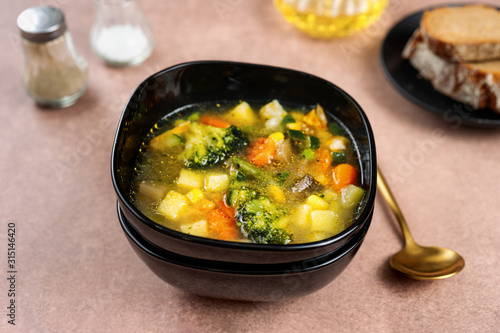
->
[[390, 245, 465, 280], [377, 168, 465, 280]]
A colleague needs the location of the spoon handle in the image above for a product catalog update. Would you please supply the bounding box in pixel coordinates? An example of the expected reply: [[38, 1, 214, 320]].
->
[[377, 167, 416, 246]]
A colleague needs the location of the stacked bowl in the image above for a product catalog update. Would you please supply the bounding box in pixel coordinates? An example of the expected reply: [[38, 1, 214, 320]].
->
[[111, 61, 376, 301]]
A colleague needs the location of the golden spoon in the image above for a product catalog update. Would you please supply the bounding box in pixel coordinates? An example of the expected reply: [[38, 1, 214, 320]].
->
[[377, 167, 465, 280]]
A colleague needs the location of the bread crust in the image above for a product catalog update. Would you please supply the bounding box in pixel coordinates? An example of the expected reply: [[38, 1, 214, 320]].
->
[[421, 26, 500, 62], [420, 5, 500, 62], [402, 30, 500, 113]]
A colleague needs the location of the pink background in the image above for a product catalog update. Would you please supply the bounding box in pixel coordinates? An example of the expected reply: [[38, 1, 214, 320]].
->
[[1, 0, 499, 332]]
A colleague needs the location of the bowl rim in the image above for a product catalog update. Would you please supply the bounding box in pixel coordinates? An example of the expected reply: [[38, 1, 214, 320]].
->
[[111, 60, 377, 252], [118, 200, 372, 274]]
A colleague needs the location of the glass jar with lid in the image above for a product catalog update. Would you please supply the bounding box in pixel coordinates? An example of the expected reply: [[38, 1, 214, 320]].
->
[[17, 6, 88, 108], [90, 0, 155, 67]]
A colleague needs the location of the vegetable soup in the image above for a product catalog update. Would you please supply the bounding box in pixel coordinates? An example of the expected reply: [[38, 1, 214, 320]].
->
[[130, 100, 365, 244]]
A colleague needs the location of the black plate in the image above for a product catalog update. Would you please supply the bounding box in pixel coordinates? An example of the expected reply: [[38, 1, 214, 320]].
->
[[380, 4, 500, 127]]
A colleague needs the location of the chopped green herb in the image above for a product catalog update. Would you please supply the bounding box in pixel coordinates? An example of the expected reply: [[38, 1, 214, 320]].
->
[[289, 129, 306, 140], [331, 151, 346, 165], [282, 114, 296, 124], [309, 136, 320, 149], [328, 122, 342, 135], [302, 149, 315, 160]]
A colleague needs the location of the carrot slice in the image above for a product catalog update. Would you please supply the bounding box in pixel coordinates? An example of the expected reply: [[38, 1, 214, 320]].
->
[[247, 138, 277, 166], [217, 199, 236, 218], [332, 164, 358, 191], [207, 208, 239, 241], [200, 115, 231, 128]]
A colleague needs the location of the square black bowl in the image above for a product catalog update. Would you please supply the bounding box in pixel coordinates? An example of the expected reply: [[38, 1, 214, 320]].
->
[[111, 61, 377, 265]]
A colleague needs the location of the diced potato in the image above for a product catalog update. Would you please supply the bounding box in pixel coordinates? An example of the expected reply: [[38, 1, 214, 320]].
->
[[137, 180, 167, 201], [260, 100, 288, 130], [327, 136, 346, 151], [157, 190, 188, 220], [177, 169, 204, 189], [205, 174, 229, 192], [322, 189, 339, 202], [328, 199, 342, 214], [149, 122, 189, 150], [180, 220, 208, 237], [306, 195, 329, 210], [342, 185, 365, 209], [224, 101, 258, 126], [293, 204, 312, 228], [310, 210, 342, 234], [274, 138, 293, 164], [185, 188, 215, 211], [268, 184, 286, 203], [260, 99, 287, 118], [186, 188, 204, 203]]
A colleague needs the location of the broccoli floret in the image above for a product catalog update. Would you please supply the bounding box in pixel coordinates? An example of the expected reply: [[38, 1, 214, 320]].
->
[[180, 122, 248, 168], [236, 196, 292, 245], [227, 186, 259, 209]]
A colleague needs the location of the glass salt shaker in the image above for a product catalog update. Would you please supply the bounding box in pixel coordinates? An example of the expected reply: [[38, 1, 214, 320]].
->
[[90, 0, 155, 67], [17, 6, 88, 108]]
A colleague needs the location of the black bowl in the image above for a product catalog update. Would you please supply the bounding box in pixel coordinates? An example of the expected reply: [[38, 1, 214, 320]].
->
[[118, 201, 372, 302], [111, 61, 376, 265]]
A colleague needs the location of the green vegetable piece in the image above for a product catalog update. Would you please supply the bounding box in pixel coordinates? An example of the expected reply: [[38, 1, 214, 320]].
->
[[232, 157, 272, 182], [309, 136, 320, 149], [236, 171, 247, 182], [289, 129, 306, 140], [302, 149, 315, 160], [188, 112, 200, 121], [180, 123, 248, 168], [328, 122, 342, 135], [227, 187, 259, 208], [275, 171, 290, 184], [282, 114, 296, 124], [331, 151, 346, 165], [236, 196, 292, 244], [341, 185, 365, 210]]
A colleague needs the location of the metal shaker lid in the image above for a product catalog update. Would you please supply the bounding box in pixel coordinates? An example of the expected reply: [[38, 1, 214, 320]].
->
[[17, 6, 67, 43]]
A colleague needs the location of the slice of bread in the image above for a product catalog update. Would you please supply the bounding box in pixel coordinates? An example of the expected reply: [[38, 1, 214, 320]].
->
[[402, 29, 500, 113], [420, 5, 500, 62]]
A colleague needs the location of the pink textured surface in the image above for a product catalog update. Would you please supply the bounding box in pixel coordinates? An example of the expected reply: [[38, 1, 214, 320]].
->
[[1, 0, 499, 332]]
